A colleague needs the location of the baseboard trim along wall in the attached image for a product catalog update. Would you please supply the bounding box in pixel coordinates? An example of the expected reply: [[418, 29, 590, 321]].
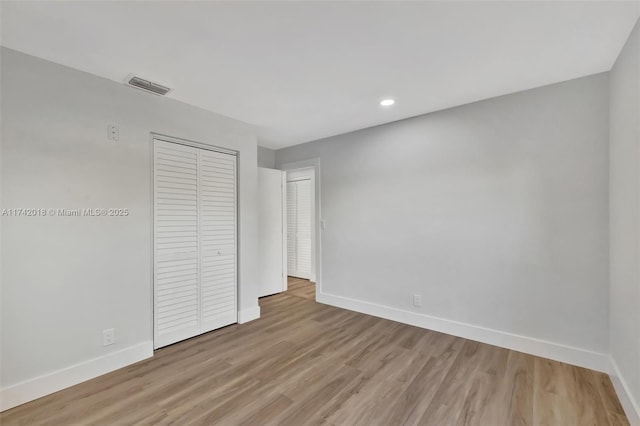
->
[[238, 306, 261, 324], [0, 341, 153, 412], [317, 292, 610, 373], [610, 357, 640, 425], [1, 306, 262, 412]]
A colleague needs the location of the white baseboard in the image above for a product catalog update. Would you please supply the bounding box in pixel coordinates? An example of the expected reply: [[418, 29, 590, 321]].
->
[[317, 292, 609, 373], [610, 356, 640, 425], [0, 341, 153, 412], [238, 305, 261, 324]]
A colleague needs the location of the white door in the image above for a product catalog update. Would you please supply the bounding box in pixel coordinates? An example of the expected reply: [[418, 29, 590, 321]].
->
[[258, 168, 286, 297], [286, 182, 296, 276], [154, 141, 200, 348], [198, 149, 237, 334], [287, 179, 312, 279], [153, 138, 237, 349]]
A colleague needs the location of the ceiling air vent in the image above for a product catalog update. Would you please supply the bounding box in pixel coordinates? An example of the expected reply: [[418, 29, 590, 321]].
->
[[126, 75, 171, 96]]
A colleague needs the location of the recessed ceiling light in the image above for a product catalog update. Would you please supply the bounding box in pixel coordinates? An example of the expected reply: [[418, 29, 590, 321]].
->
[[380, 98, 395, 106]]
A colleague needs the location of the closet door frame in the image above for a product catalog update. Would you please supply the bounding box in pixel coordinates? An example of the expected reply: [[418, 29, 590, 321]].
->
[[151, 133, 239, 350]]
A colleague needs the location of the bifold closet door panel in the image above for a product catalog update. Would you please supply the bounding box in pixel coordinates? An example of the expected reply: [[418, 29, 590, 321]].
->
[[154, 140, 200, 349], [286, 182, 297, 275], [199, 149, 237, 332], [294, 179, 312, 279], [286, 179, 311, 280]]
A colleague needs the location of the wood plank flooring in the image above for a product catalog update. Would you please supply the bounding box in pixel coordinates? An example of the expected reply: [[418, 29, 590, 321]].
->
[[1, 278, 628, 425], [286, 276, 316, 300]]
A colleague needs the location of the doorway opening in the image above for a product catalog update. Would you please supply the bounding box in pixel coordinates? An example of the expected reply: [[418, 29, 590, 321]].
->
[[257, 159, 320, 302], [283, 164, 319, 301]]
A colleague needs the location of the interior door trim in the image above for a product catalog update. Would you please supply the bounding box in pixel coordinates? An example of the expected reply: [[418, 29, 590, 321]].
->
[[152, 132, 238, 156]]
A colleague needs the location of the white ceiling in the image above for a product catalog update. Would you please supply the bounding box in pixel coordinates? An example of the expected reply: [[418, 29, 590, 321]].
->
[[1, 1, 639, 149]]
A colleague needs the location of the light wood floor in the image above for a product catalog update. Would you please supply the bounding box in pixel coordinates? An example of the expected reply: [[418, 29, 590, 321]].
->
[[286, 276, 316, 300], [1, 278, 628, 426]]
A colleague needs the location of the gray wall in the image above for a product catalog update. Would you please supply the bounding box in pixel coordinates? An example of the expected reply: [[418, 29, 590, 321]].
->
[[276, 73, 610, 354], [610, 18, 640, 420], [0, 48, 260, 387], [257, 145, 276, 168]]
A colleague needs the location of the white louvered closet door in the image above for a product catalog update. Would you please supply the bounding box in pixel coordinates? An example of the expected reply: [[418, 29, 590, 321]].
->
[[286, 182, 297, 275], [199, 149, 237, 333], [154, 141, 200, 349], [286, 179, 312, 279], [154, 139, 237, 349], [294, 180, 312, 278]]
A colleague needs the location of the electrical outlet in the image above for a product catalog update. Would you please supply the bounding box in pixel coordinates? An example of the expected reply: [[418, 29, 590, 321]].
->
[[413, 294, 422, 307], [103, 328, 115, 346], [107, 124, 119, 141]]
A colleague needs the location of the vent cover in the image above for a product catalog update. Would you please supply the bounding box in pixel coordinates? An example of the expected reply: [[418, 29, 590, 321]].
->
[[127, 75, 171, 96]]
